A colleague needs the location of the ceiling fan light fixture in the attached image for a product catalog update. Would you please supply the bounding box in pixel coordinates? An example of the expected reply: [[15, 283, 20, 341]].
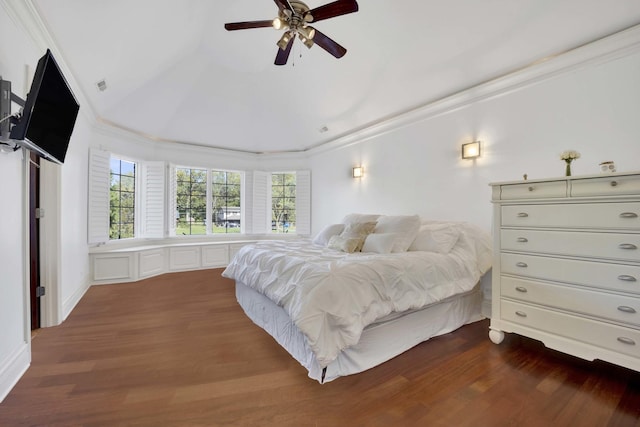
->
[[298, 26, 315, 48], [272, 18, 284, 29], [277, 31, 293, 50]]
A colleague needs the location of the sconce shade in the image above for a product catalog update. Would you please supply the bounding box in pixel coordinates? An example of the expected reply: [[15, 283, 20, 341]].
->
[[352, 166, 363, 178], [462, 141, 481, 159]]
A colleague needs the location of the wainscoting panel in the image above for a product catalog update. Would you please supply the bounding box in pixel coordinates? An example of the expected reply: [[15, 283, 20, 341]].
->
[[139, 249, 166, 278], [202, 245, 228, 268], [169, 246, 201, 271], [93, 254, 134, 282]]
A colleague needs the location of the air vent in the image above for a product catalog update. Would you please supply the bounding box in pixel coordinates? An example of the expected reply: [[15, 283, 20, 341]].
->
[[96, 79, 107, 92]]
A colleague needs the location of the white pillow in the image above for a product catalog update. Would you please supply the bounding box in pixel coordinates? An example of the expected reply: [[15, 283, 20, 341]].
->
[[373, 215, 421, 252], [341, 213, 381, 225], [339, 221, 377, 252], [409, 224, 460, 254], [327, 235, 361, 253], [362, 233, 397, 254], [312, 223, 345, 246]]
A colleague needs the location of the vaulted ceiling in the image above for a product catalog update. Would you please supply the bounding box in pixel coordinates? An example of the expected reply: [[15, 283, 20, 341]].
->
[[31, 0, 640, 153]]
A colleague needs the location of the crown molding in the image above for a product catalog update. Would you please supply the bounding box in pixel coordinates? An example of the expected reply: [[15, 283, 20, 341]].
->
[[307, 23, 640, 156]]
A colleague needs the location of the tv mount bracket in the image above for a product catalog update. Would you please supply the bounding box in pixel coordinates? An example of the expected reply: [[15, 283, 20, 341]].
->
[[0, 77, 25, 150]]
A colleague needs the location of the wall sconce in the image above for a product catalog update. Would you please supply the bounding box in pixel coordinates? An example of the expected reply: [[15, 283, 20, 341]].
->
[[462, 141, 481, 159], [352, 166, 363, 178]]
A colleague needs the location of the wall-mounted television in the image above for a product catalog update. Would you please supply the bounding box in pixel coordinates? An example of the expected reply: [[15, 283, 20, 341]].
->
[[9, 49, 79, 164]]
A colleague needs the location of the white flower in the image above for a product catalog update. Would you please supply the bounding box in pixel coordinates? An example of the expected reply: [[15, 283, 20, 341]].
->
[[560, 150, 581, 161]]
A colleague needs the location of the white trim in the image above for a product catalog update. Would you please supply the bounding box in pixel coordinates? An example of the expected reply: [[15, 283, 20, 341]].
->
[[0, 342, 30, 403], [39, 160, 62, 326], [62, 278, 90, 320]]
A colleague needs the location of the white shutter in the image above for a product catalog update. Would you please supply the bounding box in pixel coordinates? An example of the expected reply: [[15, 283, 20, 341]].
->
[[295, 170, 311, 236], [243, 171, 253, 234], [140, 161, 165, 238], [167, 164, 177, 236], [252, 171, 271, 234], [87, 148, 110, 244]]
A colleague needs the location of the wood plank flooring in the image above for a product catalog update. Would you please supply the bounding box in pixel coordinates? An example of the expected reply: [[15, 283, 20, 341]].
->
[[1, 269, 639, 426]]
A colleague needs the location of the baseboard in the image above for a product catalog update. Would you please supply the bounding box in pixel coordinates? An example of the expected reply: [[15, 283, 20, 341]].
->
[[62, 275, 90, 321], [0, 342, 30, 403]]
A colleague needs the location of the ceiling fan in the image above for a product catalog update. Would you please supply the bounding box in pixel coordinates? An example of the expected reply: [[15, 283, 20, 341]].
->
[[224, 0, 359, 66]]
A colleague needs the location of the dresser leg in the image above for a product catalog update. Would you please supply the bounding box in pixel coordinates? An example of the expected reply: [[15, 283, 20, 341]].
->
[[489, 329, 505, 344]]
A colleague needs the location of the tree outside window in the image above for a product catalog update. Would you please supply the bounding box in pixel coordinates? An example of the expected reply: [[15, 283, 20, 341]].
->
[[211, 171, 241, 233], [271, 172, 296, 233], [176, 168, 207, 235], [109, 158, 135, 239]]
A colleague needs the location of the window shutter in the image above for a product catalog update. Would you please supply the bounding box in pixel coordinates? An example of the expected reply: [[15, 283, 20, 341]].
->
[[243, 171, 253, 234], [252, 171, 271, 234], [140, 161, 165, 238], [167, 164, 177, 236], [87, 148, 110, 244], [295, 170, 311, 236]]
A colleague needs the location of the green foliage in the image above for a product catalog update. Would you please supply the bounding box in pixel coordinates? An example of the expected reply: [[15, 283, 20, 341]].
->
[[271, 172, 296, 233], [110, 158, 135, 239]]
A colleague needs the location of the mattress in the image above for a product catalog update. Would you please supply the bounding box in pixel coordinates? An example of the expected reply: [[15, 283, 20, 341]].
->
[[236, 280, 484, 383]]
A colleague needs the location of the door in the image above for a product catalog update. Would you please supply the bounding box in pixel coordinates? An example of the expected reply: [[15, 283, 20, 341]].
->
[[29, 152, 41, 330]]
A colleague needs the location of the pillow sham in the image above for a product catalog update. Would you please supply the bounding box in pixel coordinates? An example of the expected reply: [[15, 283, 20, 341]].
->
[[327, 235, 361, 253], [312, 223, 345, 246], [361, 233, 397, 254], [339, 221, 377, 252], [341, 213, 381, 225], [409, 224, 460, 254], [373, 214, 421, 252]]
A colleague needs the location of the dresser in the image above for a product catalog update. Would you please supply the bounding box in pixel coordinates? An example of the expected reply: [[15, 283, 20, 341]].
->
[[489, 172, 640, 371]]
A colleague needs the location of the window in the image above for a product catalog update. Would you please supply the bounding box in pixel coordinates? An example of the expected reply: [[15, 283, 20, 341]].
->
[[109, 157, 136, 239], [176, 168, 207, 235], [271, 172, 296, 233], [211, 170, 241, 233]]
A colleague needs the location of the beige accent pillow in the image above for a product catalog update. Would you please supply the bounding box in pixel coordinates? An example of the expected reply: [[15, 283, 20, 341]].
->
[[327, 235, 361, 253], [339, 221, 377, 252], [341, 213, 381, 225], [312, 223, 345, 246]]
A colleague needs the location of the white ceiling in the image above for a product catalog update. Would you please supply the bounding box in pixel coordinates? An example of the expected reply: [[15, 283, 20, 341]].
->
[[32, 0, 640, 154]]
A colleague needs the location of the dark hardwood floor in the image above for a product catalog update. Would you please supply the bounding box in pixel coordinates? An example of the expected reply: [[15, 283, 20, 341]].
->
[[1, 269, 639, 426]]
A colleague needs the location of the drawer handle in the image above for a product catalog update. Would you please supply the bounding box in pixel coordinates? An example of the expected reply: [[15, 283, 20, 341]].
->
[[618, 275, 637, 282], [517, 212, 529, 218], [517, 237, 528, 243], [528, 186, 534, 192], [516, 262, 528, 268], [611, 181, 618, 187], [619, 243, 638, 250], [617, 306, 637, 314], [617, 337, 636, 346], [619, 212, 638, 219], [515, 311, 527, 318], [515, 286, 528, 293]]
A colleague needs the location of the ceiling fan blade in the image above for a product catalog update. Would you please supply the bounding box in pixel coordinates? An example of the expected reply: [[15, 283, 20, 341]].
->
[[275, 37, 294, 65], [312, 28, 347, 58], [274, 0, 293, 11], [225, 20, 274, 31], [307, 0, 359, 23]]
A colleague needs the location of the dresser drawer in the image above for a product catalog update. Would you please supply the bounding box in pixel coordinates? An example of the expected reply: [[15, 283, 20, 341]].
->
[[571, 174, 640, 197], [501, 276, 640, 327], [501, 253, 640, 295], [501, 229, 640, 262], [499, 181, 567, 200], [502, 202, 640, 230], [501, 300, 640, 359]]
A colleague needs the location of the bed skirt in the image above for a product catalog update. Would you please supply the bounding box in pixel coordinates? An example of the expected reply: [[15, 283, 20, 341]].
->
[[235, 281, 484, 383]]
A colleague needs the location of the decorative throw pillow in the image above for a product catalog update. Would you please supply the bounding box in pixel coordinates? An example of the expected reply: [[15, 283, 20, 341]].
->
[[409, 224, 460, 254], [327, 235, 361, 253], [362, 233, 398, 254], [373, 214, 421, 252], [312, 223, 345, 246], [341, 213, 381, 225], [339, 221, 377, 252]]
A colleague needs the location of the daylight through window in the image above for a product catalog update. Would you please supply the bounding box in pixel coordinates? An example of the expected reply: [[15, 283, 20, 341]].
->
[[271, 172, 296, 233], [212, 171, 241, 233], [176, 168, 207, 235], [109, 158, 136, 239]]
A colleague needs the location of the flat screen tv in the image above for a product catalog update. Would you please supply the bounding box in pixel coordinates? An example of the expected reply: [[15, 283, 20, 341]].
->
[[10, 49, 79, 164]]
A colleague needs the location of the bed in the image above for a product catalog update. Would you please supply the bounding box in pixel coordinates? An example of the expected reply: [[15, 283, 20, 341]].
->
[[222, 214, 492, 383]]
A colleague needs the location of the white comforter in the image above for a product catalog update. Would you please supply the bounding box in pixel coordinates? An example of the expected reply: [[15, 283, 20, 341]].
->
[[222, 225, 491, 368]]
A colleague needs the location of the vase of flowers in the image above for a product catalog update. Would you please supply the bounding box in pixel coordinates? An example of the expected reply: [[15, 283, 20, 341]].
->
[[560, 150, 580, 176]]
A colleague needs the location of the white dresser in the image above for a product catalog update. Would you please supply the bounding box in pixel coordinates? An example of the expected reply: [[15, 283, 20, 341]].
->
[[489, 172, 640, 371]]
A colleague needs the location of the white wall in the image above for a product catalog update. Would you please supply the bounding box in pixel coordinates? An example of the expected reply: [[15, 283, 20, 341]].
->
[[309, 49, 640, 234]]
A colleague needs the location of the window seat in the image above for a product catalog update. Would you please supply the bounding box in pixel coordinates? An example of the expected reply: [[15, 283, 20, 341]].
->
[[89, 236, 301, 285]]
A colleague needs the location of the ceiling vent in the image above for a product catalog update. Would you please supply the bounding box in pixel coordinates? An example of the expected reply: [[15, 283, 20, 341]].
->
[[96, 79, 107, 92]]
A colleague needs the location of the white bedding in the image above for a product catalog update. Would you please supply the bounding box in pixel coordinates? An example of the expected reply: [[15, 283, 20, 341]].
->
[[222, 222, 492, 369]]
